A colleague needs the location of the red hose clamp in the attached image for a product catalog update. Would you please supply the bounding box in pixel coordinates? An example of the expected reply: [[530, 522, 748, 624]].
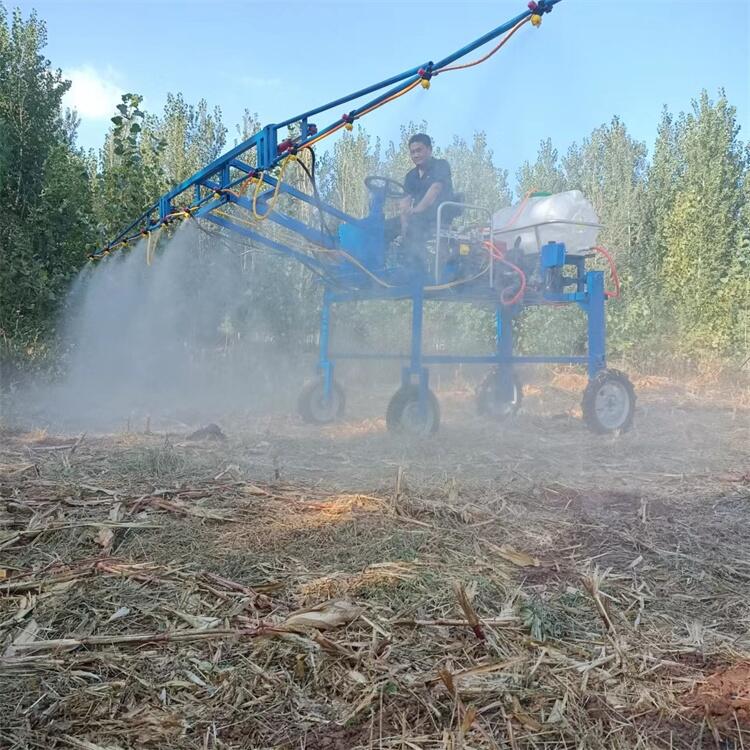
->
[[277, 138, 294, 154]]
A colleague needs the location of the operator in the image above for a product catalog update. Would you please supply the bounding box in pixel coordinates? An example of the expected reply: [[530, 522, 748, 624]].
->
[[386, 133, 454, 267]]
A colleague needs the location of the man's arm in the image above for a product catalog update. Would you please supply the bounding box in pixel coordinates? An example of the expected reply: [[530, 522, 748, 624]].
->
[[410, 160, 452, 214], [410, 182, 444, 214]]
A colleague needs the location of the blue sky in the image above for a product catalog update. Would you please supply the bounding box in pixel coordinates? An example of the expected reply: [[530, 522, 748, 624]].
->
[[15, 0, 750, 187]]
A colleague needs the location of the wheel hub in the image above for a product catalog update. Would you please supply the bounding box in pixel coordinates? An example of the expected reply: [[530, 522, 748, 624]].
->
[[309, 389, 340, 421], [594, 382, 630, 430], [401, 400, 435, 435]]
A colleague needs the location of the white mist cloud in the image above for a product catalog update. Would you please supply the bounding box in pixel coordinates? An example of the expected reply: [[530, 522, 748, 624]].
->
[[63, 66, 124, 120]]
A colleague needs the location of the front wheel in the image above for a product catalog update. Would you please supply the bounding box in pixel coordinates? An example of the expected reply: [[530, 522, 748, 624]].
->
[[581, 369, 635, 433], [386, 385, 440, 437], [298, 379, 346, 424], [476, 370, 522, 421]]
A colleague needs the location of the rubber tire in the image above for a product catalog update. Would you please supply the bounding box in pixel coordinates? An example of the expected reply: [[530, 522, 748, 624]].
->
[[386, 384, 440, 436], [581, 368, 636, 434], [298, 379, 346, 424], [476, 371, 523, 421]]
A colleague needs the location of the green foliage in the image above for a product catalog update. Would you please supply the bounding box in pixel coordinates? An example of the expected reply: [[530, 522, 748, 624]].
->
[[94, 93, 165, 238], [1, 2, 747, 382], [0, 5, 94, 379], [661, 92, 748, 356], [516, 138, 567, 196]]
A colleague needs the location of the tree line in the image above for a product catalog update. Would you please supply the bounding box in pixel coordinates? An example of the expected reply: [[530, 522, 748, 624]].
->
[[1, 6, 748, 385]]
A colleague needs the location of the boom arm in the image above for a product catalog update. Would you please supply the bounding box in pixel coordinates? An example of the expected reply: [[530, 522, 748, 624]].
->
[[94, 0, 561, 258]]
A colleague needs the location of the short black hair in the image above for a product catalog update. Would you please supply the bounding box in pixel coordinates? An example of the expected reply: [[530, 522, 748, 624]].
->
[[408, 133, 432, 149]]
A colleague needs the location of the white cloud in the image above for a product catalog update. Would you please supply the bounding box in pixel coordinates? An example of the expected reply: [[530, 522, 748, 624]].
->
[[63, 66, 124, 120]]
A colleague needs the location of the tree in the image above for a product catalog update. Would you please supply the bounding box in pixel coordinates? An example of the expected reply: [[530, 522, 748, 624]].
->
[[516, 138, 567, 197], [662, 91, 748, 356], [94, 93, 166, 239], [444, 131, 511, 211], [145, 93, 227, 191], [0, 5, 94, 379]]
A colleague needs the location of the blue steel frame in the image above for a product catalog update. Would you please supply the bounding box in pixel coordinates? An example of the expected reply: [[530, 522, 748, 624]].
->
[[316, 266, 608, 409], [92, 0, 611, 417]]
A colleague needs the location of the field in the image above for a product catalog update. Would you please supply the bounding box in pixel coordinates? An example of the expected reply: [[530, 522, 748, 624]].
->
[[1, 371, 749, 749]]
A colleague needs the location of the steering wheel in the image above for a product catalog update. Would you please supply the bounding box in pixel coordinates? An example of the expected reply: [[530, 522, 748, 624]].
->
[[364, 176, 406, 199]]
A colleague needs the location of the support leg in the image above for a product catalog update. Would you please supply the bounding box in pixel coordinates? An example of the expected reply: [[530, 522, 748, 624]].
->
[[319, 292, 334, 400], [585, 270, 606, 379], [404, 289, 430, 414], [496, 305, 515, 401]]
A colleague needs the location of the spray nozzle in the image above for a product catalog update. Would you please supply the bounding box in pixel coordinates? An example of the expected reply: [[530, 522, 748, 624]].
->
[[418, 64, 434, 89]]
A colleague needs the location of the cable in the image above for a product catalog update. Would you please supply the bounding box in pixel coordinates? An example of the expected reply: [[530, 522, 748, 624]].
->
[[592, 245, 621, 299], [295, 146, 336, 243], [296, 15, 528, 154], [498, 187, 538, 231], [484, 240, 527, 305], [252, 154, 297, 220], [425, 264, 490, 291], [435, 17, 530, 74], [356, 79, 422, 119]]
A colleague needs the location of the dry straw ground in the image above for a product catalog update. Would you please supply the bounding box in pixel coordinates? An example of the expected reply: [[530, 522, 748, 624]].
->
[[1, 371, 748, 749]]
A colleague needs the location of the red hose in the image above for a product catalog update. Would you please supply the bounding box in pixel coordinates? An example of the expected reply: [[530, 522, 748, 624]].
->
[[593, 245, 621, 299], [484, 241, 526, 306]]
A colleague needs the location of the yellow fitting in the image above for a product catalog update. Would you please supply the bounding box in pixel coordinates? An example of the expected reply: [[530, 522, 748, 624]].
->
[[531, 13, 542, 26], [344, 122, 354, 131], [420, 78, 431, 89], [213, 192, 221, 200]]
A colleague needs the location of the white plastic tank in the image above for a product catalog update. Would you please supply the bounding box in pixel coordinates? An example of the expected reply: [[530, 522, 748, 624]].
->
[[491, 190, 600, 254]]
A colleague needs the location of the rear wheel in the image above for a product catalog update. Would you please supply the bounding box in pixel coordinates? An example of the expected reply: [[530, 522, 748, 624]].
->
[[581, 369, 635, 433], [476, 370, 522, 421], [298, 379, 346, 424], [386, 384, 440, 436]]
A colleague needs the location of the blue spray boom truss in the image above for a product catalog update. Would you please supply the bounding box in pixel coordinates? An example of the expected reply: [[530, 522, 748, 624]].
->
[[93, 0, 561, 257]]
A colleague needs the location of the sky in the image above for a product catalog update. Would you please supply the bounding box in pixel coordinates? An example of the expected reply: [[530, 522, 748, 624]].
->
[[12, 0, 750, 187]]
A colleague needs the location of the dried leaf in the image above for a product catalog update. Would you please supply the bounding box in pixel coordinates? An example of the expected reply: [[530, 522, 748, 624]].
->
[[106, 607, 131, 623], [496, 544, 540, 568], [184, 669, 208, 687], [95, 527, 114, 549], [108, 502, 124, 523], [439, 668, 456, 696], [547, 697, 566, 724], [4, 618, 39, 657], [283, 599, 361, 633], [512, 695, 543, 731], [460, 705, 477, 733], [453, 581, 484, 640], [348, 669, 369, 685], [171, 610, 221, 630]]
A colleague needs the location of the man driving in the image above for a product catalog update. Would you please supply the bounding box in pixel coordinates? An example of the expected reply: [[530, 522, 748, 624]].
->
[[385, 133, 453, 266]]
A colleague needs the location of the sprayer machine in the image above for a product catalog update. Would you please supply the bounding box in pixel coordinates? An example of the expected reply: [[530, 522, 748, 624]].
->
[[92, 0, 636, 437]]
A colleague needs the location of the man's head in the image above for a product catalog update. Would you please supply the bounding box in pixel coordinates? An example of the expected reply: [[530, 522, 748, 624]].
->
[[408, 133, 432, 167]]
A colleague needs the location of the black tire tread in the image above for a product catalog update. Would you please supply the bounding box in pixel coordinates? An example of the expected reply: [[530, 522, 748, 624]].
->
[[476, 371, 523, 420], [386, 384, 440, 435], [298, 380, 346, 424], [581, 368, 636, 434]]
